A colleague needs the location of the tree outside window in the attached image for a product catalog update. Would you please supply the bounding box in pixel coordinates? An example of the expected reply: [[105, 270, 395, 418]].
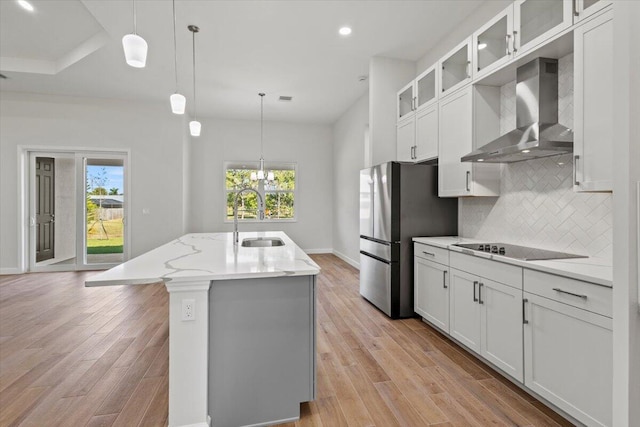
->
[[225, 162, 296, 221]]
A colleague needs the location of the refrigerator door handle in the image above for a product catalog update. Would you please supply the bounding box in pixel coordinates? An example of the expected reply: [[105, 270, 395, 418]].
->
[[359, 250, 391, 265]]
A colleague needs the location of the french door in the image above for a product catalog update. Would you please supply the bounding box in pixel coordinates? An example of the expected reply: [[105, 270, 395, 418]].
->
[[28, 150, 129, 271]]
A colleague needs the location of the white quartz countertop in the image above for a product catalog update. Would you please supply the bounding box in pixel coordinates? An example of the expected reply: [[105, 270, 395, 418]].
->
[[86, 231, 320, 287], [413, 236, 612, 287]]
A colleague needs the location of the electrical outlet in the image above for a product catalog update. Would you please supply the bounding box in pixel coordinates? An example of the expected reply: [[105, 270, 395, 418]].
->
[[182, 299, 195, 321]]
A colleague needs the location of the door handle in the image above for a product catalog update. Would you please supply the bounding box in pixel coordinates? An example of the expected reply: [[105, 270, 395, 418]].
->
[[505, 34, 511, 56], [478, 282, 484, 304], [574, 155, 580, 185], [573, 0, 580, 17], [473, 281, 478, 302], [553, 288, 588, 299], [50, 214, 55, 224], [523, 298, 529, 324], [512, 31, 518, 54], [466, 61, 471, 79], [466, 171, 471, 192], [443, 270, 448, 289]]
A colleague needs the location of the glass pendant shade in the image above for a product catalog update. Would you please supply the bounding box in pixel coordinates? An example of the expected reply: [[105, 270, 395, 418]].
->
[[189, 120, 201, 137], [250, 172, 257, 181], [257, 169, 265, 180], [122, 33, 148, 68], [267, 171, 275, 181], [170, 93, 186, 114]]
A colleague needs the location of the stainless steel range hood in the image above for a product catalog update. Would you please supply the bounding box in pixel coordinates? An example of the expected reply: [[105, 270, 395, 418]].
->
[[462, 58, 573, 163]]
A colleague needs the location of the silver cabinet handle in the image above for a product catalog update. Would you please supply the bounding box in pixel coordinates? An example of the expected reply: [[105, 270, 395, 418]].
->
[[553, 288, 588, 299], [50, 214, 55, 224], [443, 270, 448, 289], [473, 281, 478, 302], [505, 34, 511, 56], [478, 282, 484, 304], [573, 0, 579, 17], [512, 30, 518, 53], [523, 298, 529, 324], [411, 146, 416, 160], [422, 251, 435, 257], [466, 61, 471, 79], [574, 155, 580, 185], [466, 171, 471, 192]]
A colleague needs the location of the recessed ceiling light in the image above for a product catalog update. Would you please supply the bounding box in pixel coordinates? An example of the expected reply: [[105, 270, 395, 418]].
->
[[478, 159, 484, 162], [477, 43, 487, 50], [522, 149, 531, 153], [17, 0, 34, 12], [339, 26, 352, 36]]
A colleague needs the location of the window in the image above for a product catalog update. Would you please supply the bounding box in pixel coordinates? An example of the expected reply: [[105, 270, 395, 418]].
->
[[224, 161, 296, 221]]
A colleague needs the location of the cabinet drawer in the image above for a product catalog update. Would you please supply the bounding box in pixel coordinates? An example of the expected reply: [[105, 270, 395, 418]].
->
[[450, 251, 522, 289], [414, 243, 449, 266], [524, 269, 612, 318]]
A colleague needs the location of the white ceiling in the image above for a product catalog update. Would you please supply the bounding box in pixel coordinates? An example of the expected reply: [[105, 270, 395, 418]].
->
[[0, 0, 488, 124]]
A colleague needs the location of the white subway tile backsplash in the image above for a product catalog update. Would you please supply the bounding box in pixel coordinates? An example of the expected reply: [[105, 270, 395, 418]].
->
[[459, 54, 612, 259]]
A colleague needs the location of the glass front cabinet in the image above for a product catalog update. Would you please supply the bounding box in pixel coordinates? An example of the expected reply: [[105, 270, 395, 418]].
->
[[473, 5, 514, 79], [513, 0, 573, 55], [439, 37, 472, 98]]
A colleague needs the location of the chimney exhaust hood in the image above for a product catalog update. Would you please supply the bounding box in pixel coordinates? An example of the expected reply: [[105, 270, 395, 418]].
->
[[461, 58, 573, 164]]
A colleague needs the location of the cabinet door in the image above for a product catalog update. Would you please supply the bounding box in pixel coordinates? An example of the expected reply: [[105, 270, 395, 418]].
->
[[449, 268, 481, 353], [396, 116, 416, 162], [574, 0, 611, 23], [440, 38, 472, 97], [473, 5, 515, 79], [397, 81, 415, 122], [573, 10, 613, 192], [416, 65, 438, 111], [414, 104, 438, 162], [524, 293, 612, 427], [513, 0, 572, 56], [414, 258, 449, 333], [480, 279, 524, 382], [438, 86, 473, 197]]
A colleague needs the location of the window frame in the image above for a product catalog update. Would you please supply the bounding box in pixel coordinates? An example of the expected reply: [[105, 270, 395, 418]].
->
[[223, 160, 298, 223]]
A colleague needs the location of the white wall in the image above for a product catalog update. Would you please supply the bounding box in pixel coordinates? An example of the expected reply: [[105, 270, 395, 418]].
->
[[612, 1, 640, 425], [369, 56, 415, 166], [332, 93, 368, 267], [187, 118, 333, 252], [0, 93, 188, 272], [415, 0, 512, 73]]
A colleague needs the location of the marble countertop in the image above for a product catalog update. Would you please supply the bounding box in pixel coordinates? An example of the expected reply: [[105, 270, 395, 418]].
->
[[413, 236, 612, 288], [86, 231, 320, 287]]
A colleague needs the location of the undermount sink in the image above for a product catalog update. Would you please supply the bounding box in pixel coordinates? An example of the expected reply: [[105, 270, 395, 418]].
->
[[241, 237, 285, 247]]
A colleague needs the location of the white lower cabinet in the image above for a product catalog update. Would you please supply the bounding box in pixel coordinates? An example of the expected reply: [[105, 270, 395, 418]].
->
[[449, 267, 524, 382], [414, 257, 449, 333], [524, 279, 613, 427]]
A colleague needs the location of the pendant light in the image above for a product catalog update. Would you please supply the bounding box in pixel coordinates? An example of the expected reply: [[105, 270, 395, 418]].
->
[[252, 93, 275, 182], [188, 25, 201, 136], [169, 0, 185, 114], [122, 0, 148, 68]]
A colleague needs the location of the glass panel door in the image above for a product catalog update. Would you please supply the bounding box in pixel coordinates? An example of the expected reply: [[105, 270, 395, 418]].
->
[[476, 15, 510, 73], [398, 83, 414, 120], [84, 157, 125, 265], [441, 38, 471, 95], [416, 67, 436, 109]]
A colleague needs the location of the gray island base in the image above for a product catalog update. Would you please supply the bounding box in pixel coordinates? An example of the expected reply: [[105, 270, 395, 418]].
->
[[85, 232, 319, 427]]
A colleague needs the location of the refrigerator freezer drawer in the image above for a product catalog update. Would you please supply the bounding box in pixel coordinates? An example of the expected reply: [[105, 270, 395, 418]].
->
[[359, 252, 394, 318], [360, 237, 397, 262]]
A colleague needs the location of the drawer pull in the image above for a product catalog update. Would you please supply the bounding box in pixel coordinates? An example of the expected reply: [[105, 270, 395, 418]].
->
[[523, 298, 529, 324], [443, 270, 448, 289], [473, 281, 478, 302], [422, 251, 435, 257], [553, 288, 588, 299]]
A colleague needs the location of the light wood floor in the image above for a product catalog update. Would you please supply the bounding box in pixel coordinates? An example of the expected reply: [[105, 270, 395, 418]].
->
[[0, 254, 573, 427]]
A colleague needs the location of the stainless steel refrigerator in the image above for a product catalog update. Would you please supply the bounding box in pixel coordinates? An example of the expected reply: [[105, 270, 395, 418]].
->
[[359, 162, 457, 319]]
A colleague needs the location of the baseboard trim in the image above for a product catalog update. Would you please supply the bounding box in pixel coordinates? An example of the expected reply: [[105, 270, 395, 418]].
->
[[332, 250, 359, 269], [304, 248, 332, 254], [0, 268, 23, 275]]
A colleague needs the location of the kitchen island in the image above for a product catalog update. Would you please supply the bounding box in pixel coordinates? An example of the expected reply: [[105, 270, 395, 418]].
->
[[86, 231, 320, 427]]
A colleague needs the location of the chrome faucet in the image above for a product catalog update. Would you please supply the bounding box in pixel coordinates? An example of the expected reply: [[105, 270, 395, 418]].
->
[[233, 188, 265, 245]]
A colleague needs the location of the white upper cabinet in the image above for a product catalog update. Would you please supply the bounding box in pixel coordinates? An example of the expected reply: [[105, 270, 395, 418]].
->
[[513, 0, 573, 56], [397, 81, 415, 122], [574, 9, 613, 192], [473, 5, 515, 80], [573, 0, 611, 23], [439, 37, 473, 98], [396, 65, 439, 163]]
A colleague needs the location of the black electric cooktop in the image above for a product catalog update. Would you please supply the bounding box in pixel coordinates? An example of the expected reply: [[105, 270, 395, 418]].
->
[[452, 243, 587, 261]]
